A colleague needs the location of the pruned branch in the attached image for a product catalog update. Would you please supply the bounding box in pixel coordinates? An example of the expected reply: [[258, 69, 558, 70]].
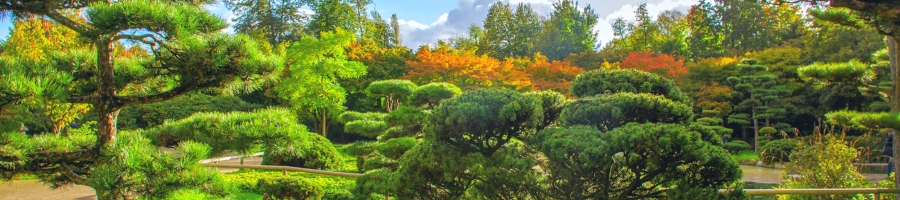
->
[[45, 9, 91, 35], [115, 33, 161, 47], [119, 81, 217, 106]]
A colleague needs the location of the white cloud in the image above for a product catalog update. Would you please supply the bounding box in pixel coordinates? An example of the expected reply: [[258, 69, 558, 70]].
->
[[397, 0, 696, 49]]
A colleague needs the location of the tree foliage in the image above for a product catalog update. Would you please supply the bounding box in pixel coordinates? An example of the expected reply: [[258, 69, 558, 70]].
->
[[275, 29, 366, 136], [571, 69, 691, 103], [404, 48, 531, 90], [224, 0, 309, 45], [537, 0, 598, 60], [425, 89, 542, 156], [0, 1, 284, 197], [620, 51, 688, 79]]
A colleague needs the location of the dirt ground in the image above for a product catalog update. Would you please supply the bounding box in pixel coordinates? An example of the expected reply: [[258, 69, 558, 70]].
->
[[0, 157, 263, 200], [0, 180, 96, 200]]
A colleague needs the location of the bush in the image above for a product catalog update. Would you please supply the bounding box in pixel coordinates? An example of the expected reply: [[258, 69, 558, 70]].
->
[[118, 92, 263, 130], [779, 136, 872, 199], [222, 170, 359, 200], [409, 82, 461, 108], [262, 133, 340, 169], [570, 69, 690, 103], [375, 137, 418, 160], [759, 139, 805, 163], [256, 176, 324, 200], [139, 109, 341, 169], [724, 140, 752, 153]]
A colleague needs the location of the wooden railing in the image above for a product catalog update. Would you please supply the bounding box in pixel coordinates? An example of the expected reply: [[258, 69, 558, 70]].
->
[[721, 188, 900, 199], [201, 163, 363, 178], [205, 162, 900, 198]]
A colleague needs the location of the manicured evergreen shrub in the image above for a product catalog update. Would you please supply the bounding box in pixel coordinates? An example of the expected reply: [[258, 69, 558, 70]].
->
[[256, 176, 323, 200], [759, 139, 805, 163], [724, 140, 752, 153]]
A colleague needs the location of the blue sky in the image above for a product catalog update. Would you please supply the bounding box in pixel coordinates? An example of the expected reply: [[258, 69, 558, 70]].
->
[[0, 0, 696, 48]]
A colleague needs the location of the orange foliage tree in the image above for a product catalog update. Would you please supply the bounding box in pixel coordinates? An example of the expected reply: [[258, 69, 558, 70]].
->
[[620, 51, 687, 79], [511, 53, 583, 95], [405, 47, 530, 90]]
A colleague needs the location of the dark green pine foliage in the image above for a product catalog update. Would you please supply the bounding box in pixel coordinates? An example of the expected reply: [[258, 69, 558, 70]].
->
[[727, 59, 791, 151], [0, 1, 284, 198], [534, 69, 743, 199]]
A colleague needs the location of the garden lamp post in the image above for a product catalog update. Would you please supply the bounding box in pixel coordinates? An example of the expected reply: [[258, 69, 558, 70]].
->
[[19, 123, 28, 135]]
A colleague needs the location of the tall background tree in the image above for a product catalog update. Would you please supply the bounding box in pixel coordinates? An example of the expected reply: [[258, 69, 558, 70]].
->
[[0, 0, 284, 198], [537, 0, 598, 61], [224, 0, 310, 45], [275, 29, 366, 137]]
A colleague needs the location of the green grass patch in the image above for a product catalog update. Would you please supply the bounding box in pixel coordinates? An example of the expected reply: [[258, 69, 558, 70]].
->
[[733, 151, 760, 163], [222, 169, 358, 200]]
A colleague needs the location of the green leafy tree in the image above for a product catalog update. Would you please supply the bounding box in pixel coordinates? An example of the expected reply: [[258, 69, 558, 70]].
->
[[275, 29, 366, 137], [686, 0, 725, 59], [366, 79, 416, 112], [479, 2, 542, 59], [306, 0, 355, 36], [224, 0, 309, 45], [727, 59, 791, 151], [784, 1, 900, 190], [537, 0, 598, 60], [0, 1, 283, 198]]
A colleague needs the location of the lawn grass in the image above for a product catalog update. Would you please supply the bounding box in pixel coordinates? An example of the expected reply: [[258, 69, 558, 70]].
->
[[220, 144, 365, 200], [733, 151, 760, 163]]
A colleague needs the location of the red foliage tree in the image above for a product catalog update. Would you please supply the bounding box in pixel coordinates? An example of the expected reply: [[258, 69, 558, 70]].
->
[[620, 51, 687, 79], [405, 48, 531, 90]]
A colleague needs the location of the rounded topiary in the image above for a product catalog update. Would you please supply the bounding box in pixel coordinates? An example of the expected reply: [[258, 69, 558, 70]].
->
[[570, 69, 690, 104], [723, 140, 752, 153], [759, 139, 805, 163], [426, 89, 542, 155], [759, 127, 777, 136], [262, 133, 340, 169], [409, 82, 462, 108], [256, 176, 323, 200], [375, 137, 418, 160], [559, 92, 692, 131]]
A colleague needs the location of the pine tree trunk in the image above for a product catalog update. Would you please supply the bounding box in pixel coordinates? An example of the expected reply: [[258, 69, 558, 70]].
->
[[752, 110, 759, 152], [95, 37, 120, 153], [886, 34, 900, 199]]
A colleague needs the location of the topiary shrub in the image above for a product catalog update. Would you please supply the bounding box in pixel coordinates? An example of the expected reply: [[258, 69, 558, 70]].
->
[[570, 69, 690, 104], [409, 82, 462, 108], [723, 140, 752, 153], [375, 137, 418, 160], [261, 133, 340, 169], [759, 139, 805, 163], [256, 176, 323, 200]]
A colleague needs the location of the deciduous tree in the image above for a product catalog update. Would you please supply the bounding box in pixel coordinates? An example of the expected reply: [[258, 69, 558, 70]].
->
[[275, 29, 366, 137]]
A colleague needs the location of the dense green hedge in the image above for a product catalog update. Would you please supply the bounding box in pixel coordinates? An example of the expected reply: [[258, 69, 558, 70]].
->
[[724, 140, 752, 153], [221, 170, 359, 200], [256, 176, 324, 200], [139, 108, 339, 169], [118, 92, 263, 130]]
